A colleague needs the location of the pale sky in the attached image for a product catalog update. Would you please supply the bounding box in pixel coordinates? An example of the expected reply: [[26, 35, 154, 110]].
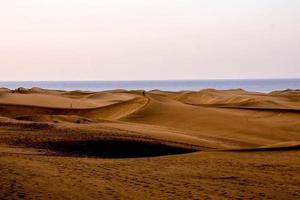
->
[[1, 0, 300, 81]]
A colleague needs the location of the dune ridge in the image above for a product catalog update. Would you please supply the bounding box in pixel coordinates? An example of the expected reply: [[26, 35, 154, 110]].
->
[[1, 87, 300, 199], [0, 88, 300, 151]]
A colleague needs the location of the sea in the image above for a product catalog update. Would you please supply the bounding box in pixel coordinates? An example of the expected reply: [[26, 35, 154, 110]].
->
[[0, 79, 300, 93]]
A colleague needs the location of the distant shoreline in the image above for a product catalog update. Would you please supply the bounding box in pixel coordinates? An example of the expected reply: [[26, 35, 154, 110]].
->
[[0, 79, 300, 93]]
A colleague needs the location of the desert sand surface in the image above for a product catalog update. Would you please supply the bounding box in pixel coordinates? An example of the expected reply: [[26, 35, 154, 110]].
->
[[0, 87, 300, 200]]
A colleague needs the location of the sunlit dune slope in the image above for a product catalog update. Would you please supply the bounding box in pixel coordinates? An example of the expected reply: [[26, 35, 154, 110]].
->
[[177, 89, 300, 109], [0, 88, 300, 150]]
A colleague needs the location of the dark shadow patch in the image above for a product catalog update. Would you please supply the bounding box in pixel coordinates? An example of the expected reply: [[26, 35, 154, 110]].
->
[[38, 139, 197, 158], [226, 145, 300, 152]]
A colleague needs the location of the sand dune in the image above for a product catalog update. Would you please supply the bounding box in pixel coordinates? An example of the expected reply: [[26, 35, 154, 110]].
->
[[0, 89, 139, 108], [1, 88, 300, 149], [177, 89, 300, 109], [0, 88, 299, 199], [122, 92, 300, 148]]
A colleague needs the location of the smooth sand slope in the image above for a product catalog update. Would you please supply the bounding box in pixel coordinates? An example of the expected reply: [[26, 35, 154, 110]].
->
[[0, 87, 299, 199]]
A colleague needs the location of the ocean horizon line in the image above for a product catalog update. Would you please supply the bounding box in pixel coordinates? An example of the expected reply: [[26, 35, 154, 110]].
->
[[1, 79, 300, 93]]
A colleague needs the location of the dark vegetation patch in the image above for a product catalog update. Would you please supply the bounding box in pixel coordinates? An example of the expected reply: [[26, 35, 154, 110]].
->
[[0, 121, 53, 130], [14, 115, 93, 124]]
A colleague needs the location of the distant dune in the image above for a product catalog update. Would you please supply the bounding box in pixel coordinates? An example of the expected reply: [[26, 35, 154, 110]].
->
[[0, 88, 299, 199]]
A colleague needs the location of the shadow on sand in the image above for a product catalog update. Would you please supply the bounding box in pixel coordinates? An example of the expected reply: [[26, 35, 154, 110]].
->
[[39, 139, 197, 158]]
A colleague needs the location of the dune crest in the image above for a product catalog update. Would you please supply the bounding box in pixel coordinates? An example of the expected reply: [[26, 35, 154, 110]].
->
[[0, 88, 299, 150], [1, 88, 300, 199]]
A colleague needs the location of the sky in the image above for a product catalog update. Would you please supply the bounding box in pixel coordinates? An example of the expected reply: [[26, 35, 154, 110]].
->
[[0, 0, 300, 81]]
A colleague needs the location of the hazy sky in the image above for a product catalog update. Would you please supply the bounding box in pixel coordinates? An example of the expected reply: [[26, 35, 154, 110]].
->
[[1, 0, 300, 81]]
